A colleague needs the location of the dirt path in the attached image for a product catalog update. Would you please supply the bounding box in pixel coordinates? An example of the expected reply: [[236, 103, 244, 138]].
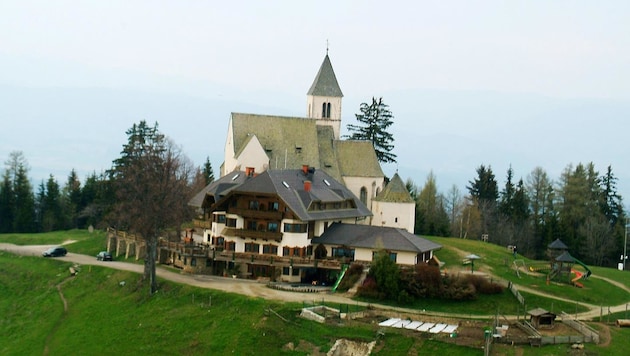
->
[[43, 275, 74, 355]]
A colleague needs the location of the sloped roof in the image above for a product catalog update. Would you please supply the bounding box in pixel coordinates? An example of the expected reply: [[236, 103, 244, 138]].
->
[[555, 251, 576, 263], [213, 168, 372, 221], [313, 223, 441, 253], [316, 126, 342, 181], [231, 113, 321, 170], [548, 239, 569, 250], [307, 54, 343, 97], [188, 170, 248, 208], [336, 140, 384, 178], [374, 173, 414, 203], [528, 308, 555, 317], [229, 113, 384, 180]]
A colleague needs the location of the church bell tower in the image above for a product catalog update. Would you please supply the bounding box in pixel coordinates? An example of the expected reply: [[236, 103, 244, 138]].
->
[[306, 53, 343, 139]]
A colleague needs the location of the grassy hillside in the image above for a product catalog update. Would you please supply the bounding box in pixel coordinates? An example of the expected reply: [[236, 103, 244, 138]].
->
[[426, 236, 630, 308], [0, 251, 478, 355], [2, 230, 629, 355]]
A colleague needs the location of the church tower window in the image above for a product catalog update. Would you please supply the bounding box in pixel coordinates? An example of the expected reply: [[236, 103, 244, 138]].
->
[[321, 102, 332, 118]]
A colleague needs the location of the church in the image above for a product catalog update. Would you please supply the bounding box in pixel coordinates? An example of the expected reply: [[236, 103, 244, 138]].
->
[[220, 53, 415, 232], [187, 53, 439, 283]]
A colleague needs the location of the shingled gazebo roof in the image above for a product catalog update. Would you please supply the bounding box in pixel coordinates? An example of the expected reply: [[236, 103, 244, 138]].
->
[[548, 239, 569, 250]]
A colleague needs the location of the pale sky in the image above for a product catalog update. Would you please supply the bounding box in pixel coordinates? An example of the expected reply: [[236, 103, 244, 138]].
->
[[1, 1, 629, 204]]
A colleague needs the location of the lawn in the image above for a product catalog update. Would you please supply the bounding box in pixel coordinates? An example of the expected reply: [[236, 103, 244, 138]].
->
[[426, 235, 630, 307], [2, 230, 629, 355]]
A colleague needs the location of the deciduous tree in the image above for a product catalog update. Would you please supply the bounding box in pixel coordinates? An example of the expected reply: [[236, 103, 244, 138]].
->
[[108, 121, 197, 294]]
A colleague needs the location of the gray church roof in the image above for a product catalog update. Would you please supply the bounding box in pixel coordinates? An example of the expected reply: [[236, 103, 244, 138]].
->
[[374, 173, 414, 203], [188, 170, 248, 208], [229, 113, 384, 180], [307, 54, 343, 97], [213, 168, 372, 222], [335, 140, 384, 178], [231, 113, 321, 170], [313, 223, 441, 253]]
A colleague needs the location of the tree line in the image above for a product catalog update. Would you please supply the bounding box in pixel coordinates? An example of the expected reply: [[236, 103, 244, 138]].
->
[[407, 163, 626, 268], [0, 130, 215, 235]]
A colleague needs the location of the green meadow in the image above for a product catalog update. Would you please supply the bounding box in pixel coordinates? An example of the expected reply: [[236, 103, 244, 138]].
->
[[1, 230, 629, 355]]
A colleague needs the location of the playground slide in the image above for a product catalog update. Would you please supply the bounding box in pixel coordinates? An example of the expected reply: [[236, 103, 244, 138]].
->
[[571, 269, 584, 288], [331, 264, 349, 293], [571, 258, 592, 279]]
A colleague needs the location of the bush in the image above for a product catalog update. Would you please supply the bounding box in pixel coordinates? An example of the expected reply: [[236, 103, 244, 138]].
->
[[463, 274, 504, 295], [336, 263, 364, 292], [399, 263, 443, 299], [441, 275, 476, 301], [357, 276, 382, 299]]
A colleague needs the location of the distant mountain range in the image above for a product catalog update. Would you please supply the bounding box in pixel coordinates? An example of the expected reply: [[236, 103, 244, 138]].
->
[[1, 84, 628, 204]]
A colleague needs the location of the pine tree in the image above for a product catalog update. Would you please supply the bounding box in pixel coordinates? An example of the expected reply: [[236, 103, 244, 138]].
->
[[346, 97, 397, 163], [0, 172, 14, 233], [64, 169, 82, 228], [467, 164, 499, 238], [6, 152, 36, 232], [202, 156, 215, 185]]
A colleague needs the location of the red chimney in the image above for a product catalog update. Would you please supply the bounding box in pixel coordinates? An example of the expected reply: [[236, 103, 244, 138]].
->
[[304, 180, 312, 192], [302, 165, 309, 175], [245, 167, 255, 177]]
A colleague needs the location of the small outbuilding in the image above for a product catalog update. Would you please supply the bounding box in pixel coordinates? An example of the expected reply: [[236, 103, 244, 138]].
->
[[528, 308, 557, 329]]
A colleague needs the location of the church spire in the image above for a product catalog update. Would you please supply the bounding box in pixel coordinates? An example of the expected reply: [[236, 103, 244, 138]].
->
[[306, 52, 344, 139], [307, 54, 343, 97]]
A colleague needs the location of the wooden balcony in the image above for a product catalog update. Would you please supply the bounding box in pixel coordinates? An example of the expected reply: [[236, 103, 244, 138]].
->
[[223, 227, 283, 242], [229, 207, 283, 220], [158, 240, 207, 257], [215, 251, 341, 268], [193, 219, 211, 229]]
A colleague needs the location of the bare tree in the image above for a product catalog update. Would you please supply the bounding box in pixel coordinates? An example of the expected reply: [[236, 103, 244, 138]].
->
[[445, 184, 462, 237], [108, 121, 196, 294]]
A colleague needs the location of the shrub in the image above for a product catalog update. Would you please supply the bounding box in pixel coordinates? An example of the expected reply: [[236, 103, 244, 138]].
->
[[336, 263, 364, 292], [357, 276, 382, 299], [463, 274, 504, 295]]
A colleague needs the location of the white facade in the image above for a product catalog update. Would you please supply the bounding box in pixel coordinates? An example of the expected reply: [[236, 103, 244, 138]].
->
[[371, 200, 416, 233], [323, 245, 432, 266], [342, 176, 385, 223], [307, 94, 342, 140]]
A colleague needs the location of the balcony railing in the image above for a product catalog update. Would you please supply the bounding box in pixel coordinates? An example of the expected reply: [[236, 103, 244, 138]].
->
[[193, 219, 211, 229], [229, 207, 283, 220], [158, 240, 207, 257], [216, 251, 341, 268], [223, 227, 283, 242]]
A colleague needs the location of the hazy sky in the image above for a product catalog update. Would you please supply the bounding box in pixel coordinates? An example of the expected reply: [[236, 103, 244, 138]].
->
[[1, 1, 629, 204]]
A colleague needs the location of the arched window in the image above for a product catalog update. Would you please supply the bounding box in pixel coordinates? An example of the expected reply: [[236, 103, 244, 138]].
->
[[322, 102, 331, 118], [360, 187, 368, 205]]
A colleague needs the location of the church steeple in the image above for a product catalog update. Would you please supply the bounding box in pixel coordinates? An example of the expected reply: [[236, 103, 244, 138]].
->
[[307, 54, 343, 139], [307, 54, 343, 98]]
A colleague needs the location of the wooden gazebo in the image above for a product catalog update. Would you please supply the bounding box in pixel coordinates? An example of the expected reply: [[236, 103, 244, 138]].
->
[[528, 308, 557, 329]]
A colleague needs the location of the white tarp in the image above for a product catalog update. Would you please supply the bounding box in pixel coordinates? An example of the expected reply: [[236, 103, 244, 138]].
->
[[378, 318, 400, 327]]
